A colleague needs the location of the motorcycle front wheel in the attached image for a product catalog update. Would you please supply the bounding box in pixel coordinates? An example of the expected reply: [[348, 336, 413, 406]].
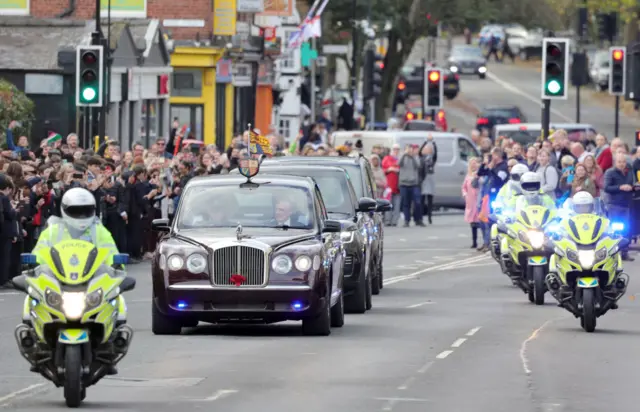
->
[[63, 345, 84, 407], [581, 288, 597, 333], [533, 266, 546, 305]]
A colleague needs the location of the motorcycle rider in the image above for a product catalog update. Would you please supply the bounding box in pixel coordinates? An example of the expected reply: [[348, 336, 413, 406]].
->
[[515, 172, 556, 211], [494, 163, 528, 210], [31, 187, 121, 374]]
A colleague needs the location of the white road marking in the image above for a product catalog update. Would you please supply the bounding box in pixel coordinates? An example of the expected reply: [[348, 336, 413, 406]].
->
[[385, 248, 466, 252], [204, 389, 239, 401], [466, 326, 482, 336], [453, 260, 495, 269], [486, 72, 573, 122], [417, 361, 434, 374], [397, 376, 415, 390], [0, 383, 48, 406], [432, 256, 454, 260], [520, 319, 556, 375], [396, 265, 419, 270], [435, 350, 454, 359], [0, 292, 19, 295], [414, 260, 432, 265], [427, 236, 439, 239], [406, 301, 435, 308], [451, 338, 467, 348], [377, 397, 429, 402], [398, 238, 407, 242], [384, 255, 490, 286]]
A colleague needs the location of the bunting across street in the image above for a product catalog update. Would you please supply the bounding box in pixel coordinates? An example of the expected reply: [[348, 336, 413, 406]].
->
[[288, 0, 329, 49]]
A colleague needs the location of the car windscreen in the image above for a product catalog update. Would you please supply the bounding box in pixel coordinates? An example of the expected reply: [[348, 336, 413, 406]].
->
[[452, 47, 483, 58], [482, 108, 518, 119], [404, 122, 436, 131], [176, 184, 315, 229], [262, 170, 354, 214], [337, 164, 364, 197]]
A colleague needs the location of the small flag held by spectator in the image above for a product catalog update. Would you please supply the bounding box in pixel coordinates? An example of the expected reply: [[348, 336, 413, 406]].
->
[[249, 129, 273, 156], [46, 132, 62, 146]]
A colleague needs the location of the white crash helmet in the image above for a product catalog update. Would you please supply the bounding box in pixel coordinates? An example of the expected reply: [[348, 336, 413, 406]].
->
[[572, 191, 595, 214], [510, 163, 529, 182], [520, 172, 542, 195], [61, 187, 96, 232]]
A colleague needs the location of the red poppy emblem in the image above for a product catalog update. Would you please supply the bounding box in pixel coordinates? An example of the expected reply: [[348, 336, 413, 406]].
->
[[230, 274, 246, 286]]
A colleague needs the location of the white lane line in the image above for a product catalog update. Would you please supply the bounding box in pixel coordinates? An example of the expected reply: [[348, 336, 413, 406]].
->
[[427, 236, 439, 239], [417, 361, 434, 374], [204, 389, 239, 401], [383, 254, 490, 286], [466, 326, 482, 336], [377, 397, 429, 402], [398, 238, 407, 242], [406, 301, 435, 308], [414, 260, 432, 265], [397, 376, 415, 390], [396, 265, 419, 270], [486, 72, 572, 122], [451, 338, 467, 348], [454, 261, 495, 269], [385, 248, 466, 252], [435, 350, 454, 359], [520, 319, 556, 375], [0, 383, 48, 406]]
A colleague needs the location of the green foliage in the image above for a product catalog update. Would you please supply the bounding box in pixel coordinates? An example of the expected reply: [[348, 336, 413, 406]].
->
[[0, 79, 34, 148]]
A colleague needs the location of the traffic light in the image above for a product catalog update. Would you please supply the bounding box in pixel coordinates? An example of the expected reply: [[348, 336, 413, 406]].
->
[[372, 58, 383, 98], [424, 68, 443, 109], [609, 46, 626, 95], [405, 112, 415, 121], [363, 49, 375, 100], [76, 45, 104, 107], [541, 38, 569, 99], [395, 80, 407, 104]]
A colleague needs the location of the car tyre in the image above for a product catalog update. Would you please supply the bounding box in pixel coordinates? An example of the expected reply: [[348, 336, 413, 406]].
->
[[365, 264, 373, 311], [152, 301, 183, 335], [302, 297, 331, 336], [345, 263, 367, 314], [444, 92, 458, 100], [378, 259, 384, 290], [371, 258, 381, 295], [479, 73, 486, 79], [330, 290, 344, 327]]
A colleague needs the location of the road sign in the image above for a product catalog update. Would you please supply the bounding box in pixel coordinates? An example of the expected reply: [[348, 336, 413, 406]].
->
[[322, 44, 349, 54], [316, 56, 327, 66]]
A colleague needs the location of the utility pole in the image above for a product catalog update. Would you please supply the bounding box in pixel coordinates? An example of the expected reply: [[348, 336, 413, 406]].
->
[[92, 0, 106, 143], [310, 37, 317, 121], [350, 0, 357, 104]]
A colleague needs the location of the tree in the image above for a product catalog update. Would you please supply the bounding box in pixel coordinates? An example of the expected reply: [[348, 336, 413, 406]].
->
[[0, 79, 35, 149]]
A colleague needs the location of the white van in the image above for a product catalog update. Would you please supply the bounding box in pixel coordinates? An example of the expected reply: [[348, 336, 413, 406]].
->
[[494, 123, 597, 145], [332, 130, 479, 209]]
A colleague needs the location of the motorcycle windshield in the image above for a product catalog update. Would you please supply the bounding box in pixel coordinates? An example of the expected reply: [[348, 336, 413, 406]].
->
[[41, 239, 110, 285], [518, 205, 551, 229], [565, 214, 607, 246]]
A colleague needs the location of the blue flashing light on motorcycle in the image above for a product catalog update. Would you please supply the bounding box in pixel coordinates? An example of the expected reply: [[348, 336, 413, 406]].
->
[[611, 222, 624, 232]]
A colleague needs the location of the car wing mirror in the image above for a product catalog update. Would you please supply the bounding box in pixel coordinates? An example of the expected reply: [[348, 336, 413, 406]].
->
[[375, 199, 392, 212], [357, 197, 377, 213], [152, 218, 170, 232], [322, 220, 342, 233]]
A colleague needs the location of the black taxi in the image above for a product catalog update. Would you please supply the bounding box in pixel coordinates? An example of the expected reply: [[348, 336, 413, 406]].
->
[[150, 160, 346, 336]]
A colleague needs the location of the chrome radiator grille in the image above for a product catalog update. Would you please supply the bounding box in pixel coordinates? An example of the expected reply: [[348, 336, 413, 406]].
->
[[212, 245, 267, 286]]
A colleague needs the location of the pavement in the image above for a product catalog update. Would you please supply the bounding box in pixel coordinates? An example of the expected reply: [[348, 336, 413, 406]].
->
[[0, 214, 639, 411], [407, 37, 640, 143]]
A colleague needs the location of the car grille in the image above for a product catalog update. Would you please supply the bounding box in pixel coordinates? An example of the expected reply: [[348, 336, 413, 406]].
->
[[212, 246, 267, 286]]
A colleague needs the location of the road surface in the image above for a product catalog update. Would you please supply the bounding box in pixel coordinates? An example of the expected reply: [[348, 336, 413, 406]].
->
[[0, 214, 638, 411]]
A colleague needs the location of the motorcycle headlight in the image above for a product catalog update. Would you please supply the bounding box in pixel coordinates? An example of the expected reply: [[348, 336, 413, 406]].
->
[[85, 289, 102, 308], [186, 253, 207, 274], [566, 249, 579, 262], [295, 255, 312, 272], [595, 247, 607, 262], [272, 255, 293, 274], [45, 289, 62, 308], [450, 66, 458, 72], [167, 255, 184, 271], [578, 250, 595, 269], [62, 292, 86, 320], [340, 231, 354, 243], [527, 231, 544, 249]]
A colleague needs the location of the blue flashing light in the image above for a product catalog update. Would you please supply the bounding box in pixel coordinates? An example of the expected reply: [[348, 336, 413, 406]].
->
[[113, 253, 129, 265], [291, 301, 303, 310], [177, 301, 188, 309], [21, 253, 37, 265], [611, 222, 624, 232], [491, 201, 501, 209]]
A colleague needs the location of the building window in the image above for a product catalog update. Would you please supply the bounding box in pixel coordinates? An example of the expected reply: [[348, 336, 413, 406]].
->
[[171, 69, 202, 97], [171, 104, 204, 141], [279, 30, 296, 69], [139, 100, 157, 146], [278, 119, 290, 139]]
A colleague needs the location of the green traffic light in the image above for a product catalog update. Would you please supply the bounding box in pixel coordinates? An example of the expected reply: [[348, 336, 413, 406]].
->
[[82, 87, 97, 101], [546, 80, 561, 95]]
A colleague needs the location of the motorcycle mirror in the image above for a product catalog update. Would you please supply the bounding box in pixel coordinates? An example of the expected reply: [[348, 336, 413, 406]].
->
[[11, 275, 28, 293], [119, 277, 136, 292], [619, 238, 630, 249]]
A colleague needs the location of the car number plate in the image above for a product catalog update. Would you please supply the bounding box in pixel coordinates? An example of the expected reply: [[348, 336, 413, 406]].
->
[[461, 68, 475, 74], [447, 84, 457, 89]]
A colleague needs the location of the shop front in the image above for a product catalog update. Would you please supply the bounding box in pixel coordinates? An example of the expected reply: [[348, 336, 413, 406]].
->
[[215, 58, 234, 149], [255, 60, 274, 133], [169, 45, 225, 145]]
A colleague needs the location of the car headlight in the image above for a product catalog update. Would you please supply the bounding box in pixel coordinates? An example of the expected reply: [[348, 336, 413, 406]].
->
[[295, 255, 312, 272], [578, 250, 595, 269], [186, 254, 207, 274], [450, 66, 458, 72], [340, 231, 354, 243], [272, 255, 293, 274], [527, 231, 544, 249], [167, 255, 184, 271], [45, 288, 62, 308], [62, 292, 86, 320], [479, 66, 487, 73], [85, 289, 102, 308]]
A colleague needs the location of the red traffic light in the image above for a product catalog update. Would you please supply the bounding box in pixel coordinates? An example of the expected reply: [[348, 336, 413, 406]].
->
[[82, 51, 97, 64], [376, 62, 384, 69], [397, 82, 406, 90], [437, 110, 445, 119], [428, 70, 440, 82], [405, 112, 415, 120], [546, 44, 562, 57], [612, 49, 624, 60]]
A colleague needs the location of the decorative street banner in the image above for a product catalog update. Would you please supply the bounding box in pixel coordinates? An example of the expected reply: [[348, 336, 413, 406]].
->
[[100, 0, 146, 17], [213, 0, 237, 36], [0, 0, 29, 15], [258, 0, 293, 16]]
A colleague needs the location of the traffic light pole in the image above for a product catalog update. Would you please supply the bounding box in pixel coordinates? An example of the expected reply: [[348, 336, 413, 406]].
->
[[576, 85, 581, 122], [349, 0, 357, 104], [542, 99, 551, 139], [93, 0, 106, 144], [614, 96, 620, 136], [310, 37, 316, 122]]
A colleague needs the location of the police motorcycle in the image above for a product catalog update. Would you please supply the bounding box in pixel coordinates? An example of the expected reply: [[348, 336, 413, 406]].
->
[[545, 192, 629, 332], [490, 164, 528, 267], [496, 172, 556, 304]]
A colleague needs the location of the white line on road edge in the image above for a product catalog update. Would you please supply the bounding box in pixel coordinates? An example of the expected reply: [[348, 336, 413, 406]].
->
[[466, 326, 482, 336], [377, 397, 429, 402], [0, 383, 47, 406], [416, 361, 434, 374], [397, 376, 415, 390], [435, 350, 454, 359], [451, 338, 467, 348], [520, 319, 557, 375], [406, 301, 435, 308], [383, 254, 490, 286], [204, 389, 239, 401], [486, 72, 572, 122]]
